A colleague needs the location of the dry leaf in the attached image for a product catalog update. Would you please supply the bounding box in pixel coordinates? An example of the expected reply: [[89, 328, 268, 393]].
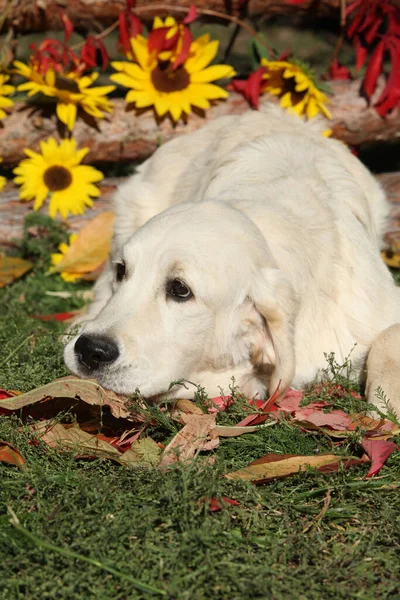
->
[[119, 437, 161, 468], [33, 421, 123, 459], [216, 422, 277, 437], [170, 398, 204, 422], [160, 413, 218, 467], [0, 257, 33, 288], [0, 376, 133, 420], [225, 453, 355, 483], [292, 408, 353, 430], [49, 212, 114, 275], [0, 441, 25, 469]]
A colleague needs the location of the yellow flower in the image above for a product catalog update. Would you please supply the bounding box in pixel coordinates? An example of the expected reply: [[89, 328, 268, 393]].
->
[[13, 137, 103, 219], [111, 18, 236, 122], [0, 73, 14, 120], [50, 234, 83, 282], [261, 59, 331, 120], [13, 60, 115, 131], [0, 158, 6, 191]]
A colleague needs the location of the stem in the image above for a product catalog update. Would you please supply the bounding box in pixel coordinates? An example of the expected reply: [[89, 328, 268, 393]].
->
[[7, 507, 166, 596], [331, 0, 347, 65]]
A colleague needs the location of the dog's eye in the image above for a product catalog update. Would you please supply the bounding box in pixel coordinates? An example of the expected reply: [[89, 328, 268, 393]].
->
[[115, 261, 126, 283], [167, 279, 193, 302]]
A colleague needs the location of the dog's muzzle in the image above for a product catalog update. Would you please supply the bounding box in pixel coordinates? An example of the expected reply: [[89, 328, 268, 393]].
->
[[74, 334, 119, 372]]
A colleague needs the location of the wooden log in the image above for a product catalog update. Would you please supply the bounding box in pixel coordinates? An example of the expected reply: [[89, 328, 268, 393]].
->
[[1, 0, 340, 33], [1, 172, 399, 247], [1, 79, 399, 168]]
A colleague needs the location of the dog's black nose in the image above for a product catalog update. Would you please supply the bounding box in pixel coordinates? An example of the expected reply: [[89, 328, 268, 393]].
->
[[74, 334, 119, 371]]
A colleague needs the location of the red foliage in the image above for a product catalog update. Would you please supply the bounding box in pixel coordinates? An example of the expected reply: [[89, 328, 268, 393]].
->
[[231, 66, 267, 109], [30, 10, 109, 74], [147, 5, 198, 70], [328, 59, 352, 80], [118, 1, 143, 57], [346, 0, 400, 115]]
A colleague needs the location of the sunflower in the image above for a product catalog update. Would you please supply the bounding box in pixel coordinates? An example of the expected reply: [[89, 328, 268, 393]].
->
[[261, 59, 331, 119], [50, 234, 83, 282], [13, 137, 103, 219], [13, 60, 115, 131], [0, 158, 6, 191], [0, 73, 14, 120], [110, 18, 236, 122]]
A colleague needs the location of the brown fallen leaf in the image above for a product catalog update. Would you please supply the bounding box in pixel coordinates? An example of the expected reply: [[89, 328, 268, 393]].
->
[[0, 256, 33, 288], [0, 441, 25, 469], [49, 212, 114, 275], [119, 437, 161, 468], [160, 413, 218, 467], [224, 453, 360, 484], [170, 398, 204, 423], [33, 421, 123, 459], [0, 376, 134, 420]]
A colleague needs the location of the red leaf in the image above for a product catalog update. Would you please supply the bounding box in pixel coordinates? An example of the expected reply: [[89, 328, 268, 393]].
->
[[328, 59, 352, 80], [206, 497, 240, 512], [184, 5, 198, 24], [361, 438, 398, 477], [126, 0, 136, 8], [173, 26, 192, 69], [363, 39, 385, 99], [293, 408, 353, 430], [275, 389, 303, 413], [81, 37, 97, 68], [206, 396, 233, 414], [236, 381, 281, 427], [286, 0, 307, 4], [118, 11, 142, 56], [60, 11, 74, 43], [148, 27, 170, 54], [374, 41, 400, 116], [0, 389, 16, 400], [354, 36, 368, 70], [31, 311, 80, 322], [365, 17, 383, 45]]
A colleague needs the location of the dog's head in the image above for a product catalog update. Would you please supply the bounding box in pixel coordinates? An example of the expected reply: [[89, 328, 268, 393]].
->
[[64, 201, 298, 399]]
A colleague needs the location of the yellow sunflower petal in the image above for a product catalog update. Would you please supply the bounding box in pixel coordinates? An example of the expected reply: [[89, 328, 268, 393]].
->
[[190, 64, 236, 83], [56, 102, 77, 131]]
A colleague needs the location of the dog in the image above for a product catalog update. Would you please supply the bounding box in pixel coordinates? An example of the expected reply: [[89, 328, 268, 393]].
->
[[64, 105, 400, 413]]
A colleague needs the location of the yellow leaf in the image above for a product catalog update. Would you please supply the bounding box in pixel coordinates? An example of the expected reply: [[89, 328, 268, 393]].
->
[[225, 453, 352, 483], [0, 256, 33, 288], [119, 437, 161, 468], [49, 212, 114, 275]]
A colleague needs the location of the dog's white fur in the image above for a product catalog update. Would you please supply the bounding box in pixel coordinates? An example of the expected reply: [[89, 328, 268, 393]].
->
[[64, 106, 400, 412]]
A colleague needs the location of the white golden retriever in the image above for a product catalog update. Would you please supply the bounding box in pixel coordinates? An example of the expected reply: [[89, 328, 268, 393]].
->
[[64, 105, 400, 412]]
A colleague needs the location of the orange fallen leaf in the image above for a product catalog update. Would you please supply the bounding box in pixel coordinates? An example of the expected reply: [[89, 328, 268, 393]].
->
[[0, 256, 33, 288], [49, 212, 114, 275], [160, 413, 218, 467], [0, 441, 25, 469], [224, 453, 362, 484]]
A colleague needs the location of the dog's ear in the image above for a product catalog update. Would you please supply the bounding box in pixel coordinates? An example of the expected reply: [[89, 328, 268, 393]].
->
[[250, 268, 298, 398]]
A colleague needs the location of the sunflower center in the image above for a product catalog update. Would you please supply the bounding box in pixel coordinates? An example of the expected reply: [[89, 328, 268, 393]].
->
[[151, 60, 190, 93], [43, 165, 73, 191], [284, 76, 307, 104]]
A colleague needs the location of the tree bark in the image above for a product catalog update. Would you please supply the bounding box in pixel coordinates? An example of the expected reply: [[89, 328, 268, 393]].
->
[[1, 79, 399, 167], [1, 172, 399, 246], [2, 0, 340, 33]]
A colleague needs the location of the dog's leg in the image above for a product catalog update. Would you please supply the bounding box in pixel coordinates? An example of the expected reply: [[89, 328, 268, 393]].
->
[[366, 323, 400, 416]]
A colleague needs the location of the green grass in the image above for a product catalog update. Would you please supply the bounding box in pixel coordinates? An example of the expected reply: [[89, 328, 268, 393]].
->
[[1, 219, 400, 600]]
